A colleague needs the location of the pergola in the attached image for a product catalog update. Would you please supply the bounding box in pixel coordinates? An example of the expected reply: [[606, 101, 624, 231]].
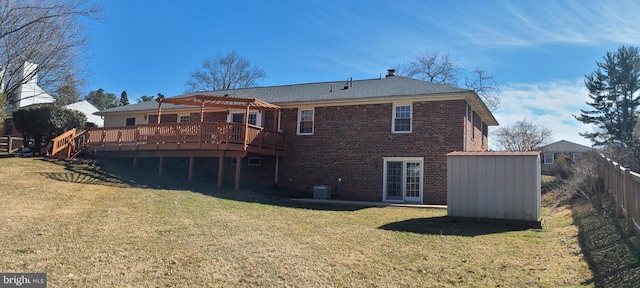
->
[[157, 95, 280, 125], [156, 95, 282, 190]]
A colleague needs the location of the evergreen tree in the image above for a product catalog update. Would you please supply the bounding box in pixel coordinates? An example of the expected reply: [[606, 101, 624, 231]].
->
[[157, 92, 165, 99], [137, 95, 155, 102], [84, 88, 119, 110], [120, 90, 130, 106], [576, 45, 640, 147], [55, 75, 81, 105]]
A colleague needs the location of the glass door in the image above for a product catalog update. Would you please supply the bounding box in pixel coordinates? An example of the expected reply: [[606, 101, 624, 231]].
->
[[384, 158, 423, 203]]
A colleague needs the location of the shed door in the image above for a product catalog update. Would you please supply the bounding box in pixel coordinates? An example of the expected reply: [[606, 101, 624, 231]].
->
[[383, 157, 423, 203]]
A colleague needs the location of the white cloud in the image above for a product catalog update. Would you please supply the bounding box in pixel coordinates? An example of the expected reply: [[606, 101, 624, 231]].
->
[[448, 0, 640, 47], [491, 79, 594, 148]]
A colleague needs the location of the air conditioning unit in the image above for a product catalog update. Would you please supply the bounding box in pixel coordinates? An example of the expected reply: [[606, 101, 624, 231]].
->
[[313, 185, 332, 199]]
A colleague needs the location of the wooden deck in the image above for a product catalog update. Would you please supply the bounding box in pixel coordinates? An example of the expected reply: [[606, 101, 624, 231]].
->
[[82, 122, 287, 157]]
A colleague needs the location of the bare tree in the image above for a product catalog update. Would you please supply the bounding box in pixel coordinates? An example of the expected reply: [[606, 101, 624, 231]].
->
[[185, 50, 266, 92], [492, 119, 553, 151], [399, 52, 500, 111], [0, 0, 100, 117]]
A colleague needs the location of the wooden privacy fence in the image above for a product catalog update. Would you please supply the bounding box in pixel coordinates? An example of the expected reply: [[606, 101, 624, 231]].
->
[[598, 154, 640, 235]]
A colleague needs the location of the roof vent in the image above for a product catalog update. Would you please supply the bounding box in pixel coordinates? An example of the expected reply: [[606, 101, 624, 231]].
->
[[386, 69, 396, 77]]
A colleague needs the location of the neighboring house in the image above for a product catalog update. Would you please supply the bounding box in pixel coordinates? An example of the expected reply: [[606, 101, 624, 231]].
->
[[90, 70, 498, 205], [2, 62, 56, 136], [538, 140, 593, 172], [64, 100, 104, 127], [1, 62, 103, 136]]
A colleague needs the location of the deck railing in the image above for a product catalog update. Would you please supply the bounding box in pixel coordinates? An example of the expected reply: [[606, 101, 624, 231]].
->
[[50, 129, 86, 159], [598, 154, 640, 236], [50, 128, 77, 158], [83, 122, 286, 156]]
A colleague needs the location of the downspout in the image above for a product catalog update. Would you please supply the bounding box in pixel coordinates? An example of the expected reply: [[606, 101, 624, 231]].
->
[[277, 110, 282, 131]]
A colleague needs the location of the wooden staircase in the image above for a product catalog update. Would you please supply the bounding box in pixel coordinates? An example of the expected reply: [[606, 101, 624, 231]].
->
[[50, 128, 86, 159], [0, 136, 24, 154]]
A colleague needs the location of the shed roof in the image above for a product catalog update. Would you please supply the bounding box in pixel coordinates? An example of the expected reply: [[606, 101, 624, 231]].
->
[[447, 151, 540, 156]]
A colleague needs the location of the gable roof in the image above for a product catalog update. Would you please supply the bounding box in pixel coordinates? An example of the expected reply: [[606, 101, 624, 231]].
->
[[97, 76, 498, 125], [538, 140, 593, 153], [64, 100, 104, 127]]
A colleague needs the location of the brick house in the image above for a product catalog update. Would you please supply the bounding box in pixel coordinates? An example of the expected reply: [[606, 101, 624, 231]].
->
[[88, 70, 498, 205], [538, 140, 593, 174]]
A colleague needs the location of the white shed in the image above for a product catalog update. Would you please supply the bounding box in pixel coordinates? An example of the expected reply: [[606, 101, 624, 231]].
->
[[446, 151, 541, 226]]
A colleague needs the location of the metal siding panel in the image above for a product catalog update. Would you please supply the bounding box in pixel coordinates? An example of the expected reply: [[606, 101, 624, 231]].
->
[[511, 156, 530, 219], [502, 157, 519, 219], [505, 156, 517, 219], [478, 155, 491, 218], [494, 156, 507, 218], [535, 156, 542, 220], [447, 156, 461, 216], [459, 156, 470, 216], [447, 156, 460, 215], [468, 156, 478, 217]]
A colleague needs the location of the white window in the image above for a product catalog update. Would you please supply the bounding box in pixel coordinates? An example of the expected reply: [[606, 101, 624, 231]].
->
[[228, 110, 259, 126], [248, 157, 261, 166], [247, 113, 257, 125], [297, 108, 314, 135], [393, 104, 411, 133], [179, 115, 190, 123], [544, 153, 554, 164]]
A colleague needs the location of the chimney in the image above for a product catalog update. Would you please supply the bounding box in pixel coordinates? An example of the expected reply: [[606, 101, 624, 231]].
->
[[386, 69, 396, 77]]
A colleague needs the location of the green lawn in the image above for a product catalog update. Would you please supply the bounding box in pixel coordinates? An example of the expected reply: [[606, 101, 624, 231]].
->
[[0, 157, 636, 287]]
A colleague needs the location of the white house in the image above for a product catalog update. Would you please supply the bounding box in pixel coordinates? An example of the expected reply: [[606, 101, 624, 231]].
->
[[2, 62, 103, 135]]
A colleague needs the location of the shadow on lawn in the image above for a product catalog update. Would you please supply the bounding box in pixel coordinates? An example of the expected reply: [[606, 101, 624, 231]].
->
[[379, 216, 533, 236], [36, 157, 365, 212], [571, 192, 640, 287]]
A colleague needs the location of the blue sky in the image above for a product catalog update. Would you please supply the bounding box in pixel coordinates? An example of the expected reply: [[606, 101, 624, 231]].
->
[[81, 0, 640, 147]]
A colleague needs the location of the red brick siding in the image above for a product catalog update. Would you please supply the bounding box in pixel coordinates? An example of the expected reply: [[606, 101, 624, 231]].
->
[[465, 107, 489, 151], [264, 100, 467, 205]]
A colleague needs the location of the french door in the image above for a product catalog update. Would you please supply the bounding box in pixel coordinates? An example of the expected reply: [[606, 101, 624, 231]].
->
[[383, 157, 423, 203]]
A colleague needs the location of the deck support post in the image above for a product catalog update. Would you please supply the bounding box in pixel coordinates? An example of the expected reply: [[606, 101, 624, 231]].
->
[[133, 157, 138, 168], [156, 100, 162, 124], [217, 155, 224, 188], [234, 156, 242, 191], [158, 156, 164, 175], [188, 156, 194, 182], [243, 105, 250, 150]]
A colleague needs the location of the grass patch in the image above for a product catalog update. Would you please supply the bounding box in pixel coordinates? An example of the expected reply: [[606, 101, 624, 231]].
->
[[0, 157, 630, 286], [570, 194, 640, 287]]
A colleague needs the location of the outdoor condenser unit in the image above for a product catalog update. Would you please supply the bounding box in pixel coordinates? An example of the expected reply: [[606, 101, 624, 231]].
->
[[313, 185, 332, 199]]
